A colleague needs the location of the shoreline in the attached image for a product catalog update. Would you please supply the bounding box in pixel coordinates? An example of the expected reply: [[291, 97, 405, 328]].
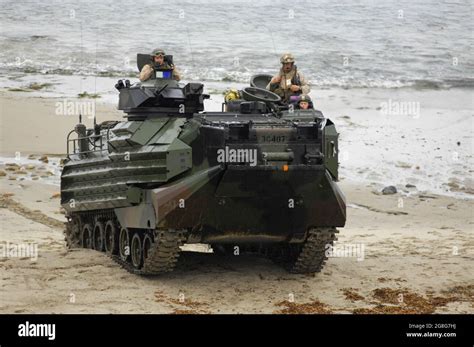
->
[[1, 84, 472, 200]]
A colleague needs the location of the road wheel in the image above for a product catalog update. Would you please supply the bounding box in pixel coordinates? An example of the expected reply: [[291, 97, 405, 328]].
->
[[142, 233, 153, 263], [81, 224, 93, 249], [93, 221, 105, 251], [131, 232, 143, 269], [119, 227, 130, 261], [104, 220, 118, 255]]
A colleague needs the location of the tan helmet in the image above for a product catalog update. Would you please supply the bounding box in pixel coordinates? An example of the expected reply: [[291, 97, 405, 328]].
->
[[151, 48, 165, 57], [280, 53, 295, 64]]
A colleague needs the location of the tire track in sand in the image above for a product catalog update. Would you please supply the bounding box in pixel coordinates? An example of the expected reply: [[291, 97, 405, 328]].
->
[[0, 194, 64, 230]]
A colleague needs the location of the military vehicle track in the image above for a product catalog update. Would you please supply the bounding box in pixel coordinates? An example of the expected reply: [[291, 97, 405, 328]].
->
[[268, 227, 338, 273], [113, 229, 184, 275], [65, 212, 337, 274], [64, 211, 184, 275]]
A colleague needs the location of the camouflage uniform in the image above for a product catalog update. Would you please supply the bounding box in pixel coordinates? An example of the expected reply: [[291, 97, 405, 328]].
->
[[266, 53, 310, 102], [139, 48, 181, 82]]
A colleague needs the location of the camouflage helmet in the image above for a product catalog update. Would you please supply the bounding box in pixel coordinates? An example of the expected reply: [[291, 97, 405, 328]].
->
[[280, 53, 295, 64], [151, 48, 166, 57], [299, 95, 312, 103]]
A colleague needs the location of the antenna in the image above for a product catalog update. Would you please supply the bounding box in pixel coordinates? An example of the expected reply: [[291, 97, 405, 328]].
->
[[93, 113, 100, 136]]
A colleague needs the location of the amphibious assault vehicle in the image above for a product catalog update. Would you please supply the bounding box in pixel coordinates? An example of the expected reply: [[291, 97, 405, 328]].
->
[[61, 54, 346, 275]]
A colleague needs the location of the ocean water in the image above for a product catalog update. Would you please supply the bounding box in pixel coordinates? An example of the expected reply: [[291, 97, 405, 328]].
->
[[0, 0, 473, 89]]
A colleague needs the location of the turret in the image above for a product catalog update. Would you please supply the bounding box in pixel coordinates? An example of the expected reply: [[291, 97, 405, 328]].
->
[[115, 54, 209, 120]]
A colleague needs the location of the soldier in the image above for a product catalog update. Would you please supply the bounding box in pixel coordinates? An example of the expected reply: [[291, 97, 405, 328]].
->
[[139, 48, 181, 82], [266, 53, 310, 103], [298, 95, 312, 109]]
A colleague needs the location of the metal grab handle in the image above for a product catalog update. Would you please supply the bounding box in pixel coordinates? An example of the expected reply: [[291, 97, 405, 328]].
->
[[262, 151, 294, 162], [330, 141, 337, 157]]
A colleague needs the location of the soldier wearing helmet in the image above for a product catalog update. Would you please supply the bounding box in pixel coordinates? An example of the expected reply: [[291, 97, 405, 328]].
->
[[298, 95, 313, 110], [266, 53, 310, 103], [139, 48, 181, 82]]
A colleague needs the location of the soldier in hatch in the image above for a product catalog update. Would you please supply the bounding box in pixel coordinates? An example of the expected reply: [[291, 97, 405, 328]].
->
[[266, 53, 310, 103], [139, 48, 181, 82], [298, 95, 313, 109]]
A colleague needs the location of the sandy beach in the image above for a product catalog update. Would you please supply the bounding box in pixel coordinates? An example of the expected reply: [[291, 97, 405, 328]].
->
[[0, 88, 472, 314]]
